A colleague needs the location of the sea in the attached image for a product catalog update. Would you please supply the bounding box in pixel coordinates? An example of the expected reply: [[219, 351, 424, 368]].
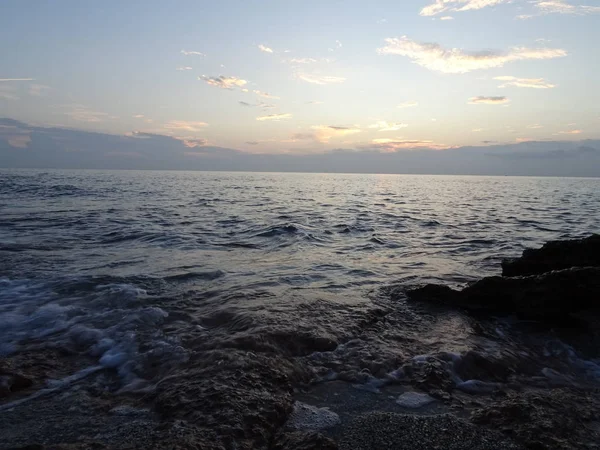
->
[[1, 169, 600, 406]]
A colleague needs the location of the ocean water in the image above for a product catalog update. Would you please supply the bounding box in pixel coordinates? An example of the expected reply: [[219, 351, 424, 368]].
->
[[1, 169, 600, 393]]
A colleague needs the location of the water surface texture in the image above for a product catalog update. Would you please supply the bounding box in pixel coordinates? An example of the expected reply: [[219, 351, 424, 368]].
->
[[1, 170, 599, 388]]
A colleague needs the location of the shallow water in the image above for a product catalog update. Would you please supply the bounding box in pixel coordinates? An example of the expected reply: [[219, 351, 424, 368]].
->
[[1, 169, 599, 388]]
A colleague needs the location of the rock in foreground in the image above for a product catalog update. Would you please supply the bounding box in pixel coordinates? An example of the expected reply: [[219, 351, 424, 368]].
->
[[502, 234, 600, 277], [407, 267, 600, 325], [338, 412, 523, 450]]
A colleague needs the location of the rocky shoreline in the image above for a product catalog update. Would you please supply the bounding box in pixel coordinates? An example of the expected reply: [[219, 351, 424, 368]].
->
[[1, 236, 600, 449]]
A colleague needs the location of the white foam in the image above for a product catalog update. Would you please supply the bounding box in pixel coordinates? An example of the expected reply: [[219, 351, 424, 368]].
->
[[0, 277, 188, 390]]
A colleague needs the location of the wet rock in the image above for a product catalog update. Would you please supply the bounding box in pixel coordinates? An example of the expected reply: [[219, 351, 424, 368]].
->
[[338, 412, 523, 450], [285, 402, 340, 431], [272, 431, 338, 450], [502, 234, 600, 277], [0, 364, 33, 398], [395, 391, 436, 408], [471, 388, 600, 449], [407, 267, 600, 325], [402, 357, 455, 394], [455, 351, 515, 383]]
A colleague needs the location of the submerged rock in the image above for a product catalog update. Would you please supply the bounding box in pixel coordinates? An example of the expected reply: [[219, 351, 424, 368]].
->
[[407, 267, 600, 324], [502, 234, 600, 277]]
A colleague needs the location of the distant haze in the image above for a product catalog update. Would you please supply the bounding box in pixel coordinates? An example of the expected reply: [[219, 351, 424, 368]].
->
[[1, 118, 599, 177]]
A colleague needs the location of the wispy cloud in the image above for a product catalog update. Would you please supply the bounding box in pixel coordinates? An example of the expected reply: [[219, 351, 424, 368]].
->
[[246, 141, 260, 145], [133, 114, 145, 118], [256, 113, 292, 121], [28, 84, 51, 96], [420, 0, 510, 16], [472, 128, 484, 132], [377, 37, 567, 73], [368, 121, 409, 132], [0, 78, 34, 82], [296, 74, 346, 85], [367, 138, 452, 151], [288, 58, 319, 64], [176, 66, 193, 71], [440, 15, 455, 19], [181, 50, 205, 56], [164, 120, 208, 132], [494, 75, 555, 88], [306, 100, 324, 105], [240, 101, 276, 109], [258, 44, 274, 53], [199, 75, 248, 90], [534, 0, 600, 15], [527, 124, 544, 129], [468, 96, 510, 104], [0, 85, 18, 100], [61, 104, 114, 123], [558, 129, 582, 134], [336, 40, 343, 48], [311, 125, 361, 143], [253, 90, 280, 99], [398, 101, 419, 108]]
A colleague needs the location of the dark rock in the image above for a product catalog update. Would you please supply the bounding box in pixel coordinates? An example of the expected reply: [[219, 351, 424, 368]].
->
[[272, 431, 338, 450], [338, 412, 523, 450], [502, 234, 600, 277], [407, 267, 600, 325], [0, 365, 34, 398], [471, 388, 600, 449], [455, 351, 515, 383]]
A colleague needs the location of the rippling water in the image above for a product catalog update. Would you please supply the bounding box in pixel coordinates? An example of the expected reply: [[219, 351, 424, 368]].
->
[[1, 169, 599, 390]]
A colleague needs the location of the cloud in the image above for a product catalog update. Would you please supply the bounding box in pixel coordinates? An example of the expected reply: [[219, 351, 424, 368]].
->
[[181, 138, 208, 148], [368, 121, 409, 132], [527, 124, 544, 129], [0, 78, 34, 82], [494, 75, 555, 88], [440, 15, 455, 19], [133, 114, 145, 118], [535, 0, 600, 14], [420, 0, 510, 16], [336, 40, 343, 48], [377, 37, 567, 73], [517, 1, 600, 18], [256, 113, 292, 121], [200, 75, 248, 89], [246, 141, 260, 145], [398, 101, 419, 108], [176, 66, 193, 71], [472, 128, 484, 132], [311, 125, 361, 142], [181, 50, 205, 56], [306, 100, 324, 104], [163, 120, 208, 132], [288, 58, 319, 64], [258, 44, 274, 53], [468, 96, 509, 104], [253, 90, 280, 99], [558, 129, 582, 134], [296, 74, 346, 85], [239, 101, 253, 107], [0, 85, 18, 100], [367, 138, 452, 151], [28, 84, 51, 96], [60, 104, 113, 123]]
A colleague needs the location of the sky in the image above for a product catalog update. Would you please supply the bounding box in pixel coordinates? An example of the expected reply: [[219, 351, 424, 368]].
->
[[1, 0, 599, 172]]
